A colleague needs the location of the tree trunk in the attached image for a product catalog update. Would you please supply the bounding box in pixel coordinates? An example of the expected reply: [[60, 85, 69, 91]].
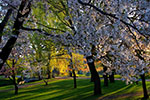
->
[[47, 69, 50, 79], [86, 56, 102, 95], [52, 72, 55, 78], [12, 74, 18, 95], [45, 81, 48, 85], [48, 71, 52, 79], [14, 82, 18, 95], [87, 59, 94, 82], [141, 74, 149, 99], [109, 71, 115, 83], [12, 60, 18, 95], [0, 0, 31, 70], [103, 65, 108, 86], [47, 68, 52, 79], [43, 79, 48, 85], [72, 69, 77, 88], [69, 52, 77, 88], [38, 72, 42, 80], [69, 70, 72, 77], [103, 74, 108, 86], [47, 53, 52, 79], [90, 71, 94, 82]]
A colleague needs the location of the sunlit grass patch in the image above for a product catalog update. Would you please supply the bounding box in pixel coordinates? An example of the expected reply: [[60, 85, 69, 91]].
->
[[0, 79, 150, 100]]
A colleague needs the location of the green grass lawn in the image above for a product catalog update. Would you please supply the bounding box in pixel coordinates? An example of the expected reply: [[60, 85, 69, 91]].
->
[[0, 78, 13, 86], [0, 79, 150, 100]]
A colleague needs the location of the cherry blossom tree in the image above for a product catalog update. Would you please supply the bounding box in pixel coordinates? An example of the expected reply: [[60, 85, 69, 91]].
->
[[1, 0, 150, 98], [97, 25, 150, 98], [18, 0, 150, 97], [0, 32, 30, 94], [64, 0, 150, 97], [0, 0, 31, 70]]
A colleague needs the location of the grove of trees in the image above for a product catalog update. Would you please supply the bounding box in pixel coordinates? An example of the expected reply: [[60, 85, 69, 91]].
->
[[0, 0, 150, 99]]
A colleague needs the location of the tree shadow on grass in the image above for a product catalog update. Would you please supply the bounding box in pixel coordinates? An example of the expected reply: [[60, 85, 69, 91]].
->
[[98, 82, 146, 100], [0, 79, 132, 100]]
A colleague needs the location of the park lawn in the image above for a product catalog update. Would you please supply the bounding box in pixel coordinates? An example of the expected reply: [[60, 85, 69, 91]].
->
[[0, 78, 13, 86], [0, 79, 150, 100], [99, 81, 150, 100], [0, 78, 44, 91]]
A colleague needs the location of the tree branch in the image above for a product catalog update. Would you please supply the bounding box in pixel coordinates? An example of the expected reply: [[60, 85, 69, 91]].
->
[[21, 26, 59, 37], [28, 21, 66, 33], [127, 25, 141, 50], [77, 0, 146, 37], [0, 0, 31, 70], [2, 1, 18, 10]]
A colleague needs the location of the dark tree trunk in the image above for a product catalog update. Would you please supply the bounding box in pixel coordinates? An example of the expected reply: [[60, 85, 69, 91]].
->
[[69, 52, 77, 88], [43, 79, 48, 85], [69, 71, 72, 77], [52, 72, 55, 78], [86, 56, 102, 95], [14, 82, 18, 95], [47, 64, 52, 79], [47, 70, 52, 79], [140, 74, 149, 99], [0, 0, 31, 70], [0, 8, 13, 43], [89, 68, 94, 82], [12, 60, 18, 95], [109, 71, 115, 83], [45, 81, 48, 85], [90, 74, 94, 82], [38, 72, 42, 80], [47, 53, 52, 79], [136, 81, 139, 85], [103, 74, 108, 86], [103, 65, 108, 86], [72, 69, 77, 88], [85, 61, 94, 82], [12, 74, 18, 95], [47, 69, 50, 79]]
